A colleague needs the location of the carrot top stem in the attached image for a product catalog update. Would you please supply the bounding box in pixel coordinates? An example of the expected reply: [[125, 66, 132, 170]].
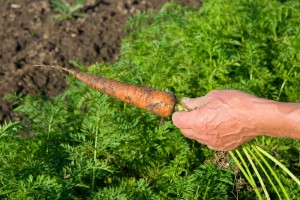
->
[[34, 65, 72, 73], [175, 104, 190, 112]]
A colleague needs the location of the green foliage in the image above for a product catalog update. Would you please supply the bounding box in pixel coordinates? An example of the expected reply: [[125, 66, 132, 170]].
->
[[50, 0, 87, 21], [1, 0, 300, 198], [124, 0, 300, 101]]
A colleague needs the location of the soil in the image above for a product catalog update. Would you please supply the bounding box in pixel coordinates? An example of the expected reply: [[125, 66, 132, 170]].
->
[[0, 0, 201, 123]]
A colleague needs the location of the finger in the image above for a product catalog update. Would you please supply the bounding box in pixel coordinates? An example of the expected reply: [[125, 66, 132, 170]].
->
[[180, 96, 207, 110], [180, 128, 197, 140], [180, 128, 213, 145], [207, 145, 226, 151], [220, 135, 254, 150], [181, 129, 210, 145], [195, 138, 210, 146], [206, 138, 241, 151], [207, 138, 249, 151], [172, 111, 198, 129]]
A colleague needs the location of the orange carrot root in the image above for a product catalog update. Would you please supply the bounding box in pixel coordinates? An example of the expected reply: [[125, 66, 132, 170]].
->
[[34, 65, 177, 117]]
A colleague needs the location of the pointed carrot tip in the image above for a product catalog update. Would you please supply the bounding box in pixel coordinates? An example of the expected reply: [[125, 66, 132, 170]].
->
[[33, 64, 73, 74]]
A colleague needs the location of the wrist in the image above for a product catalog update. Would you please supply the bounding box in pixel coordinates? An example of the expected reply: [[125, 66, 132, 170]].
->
[[250, 99, 300, 139]]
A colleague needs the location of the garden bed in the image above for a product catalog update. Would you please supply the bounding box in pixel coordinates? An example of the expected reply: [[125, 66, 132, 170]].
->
[[0, 0, 200, 123]]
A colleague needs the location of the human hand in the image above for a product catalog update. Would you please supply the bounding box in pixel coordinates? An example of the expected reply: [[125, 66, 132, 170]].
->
[[172, 90, 262, 151]]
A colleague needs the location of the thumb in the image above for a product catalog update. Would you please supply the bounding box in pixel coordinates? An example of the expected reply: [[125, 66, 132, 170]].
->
[[180, 96, 207, 110]]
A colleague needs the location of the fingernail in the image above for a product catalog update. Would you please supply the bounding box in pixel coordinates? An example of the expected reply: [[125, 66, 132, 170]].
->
[[181, 97, 191, 104]]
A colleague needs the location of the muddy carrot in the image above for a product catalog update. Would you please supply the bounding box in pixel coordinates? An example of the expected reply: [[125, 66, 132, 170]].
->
[[34, 65, 177, 117]]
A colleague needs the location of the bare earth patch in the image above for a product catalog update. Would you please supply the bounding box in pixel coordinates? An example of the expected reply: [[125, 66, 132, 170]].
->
[[0, 0, 201, 123]]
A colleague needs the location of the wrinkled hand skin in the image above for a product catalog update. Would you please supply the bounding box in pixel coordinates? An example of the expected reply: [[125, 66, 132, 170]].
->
[[172, 90, 300, 151]]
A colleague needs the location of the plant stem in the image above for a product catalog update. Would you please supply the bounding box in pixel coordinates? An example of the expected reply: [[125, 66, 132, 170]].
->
[[277, 65, 295, 100], [243, 148, 270, 199], [92, 124, 99, 192], [255, 146, 300, 186], [229, 151, 263, 199], [248, 146, 282, 200]]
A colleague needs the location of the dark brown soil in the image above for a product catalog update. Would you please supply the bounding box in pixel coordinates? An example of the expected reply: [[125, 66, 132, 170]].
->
[[0, 0, 201, 123]]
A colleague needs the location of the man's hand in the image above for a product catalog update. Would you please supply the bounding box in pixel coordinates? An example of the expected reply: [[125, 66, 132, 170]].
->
[[172, 90, 265, 151], [172, 90, 300, 151]]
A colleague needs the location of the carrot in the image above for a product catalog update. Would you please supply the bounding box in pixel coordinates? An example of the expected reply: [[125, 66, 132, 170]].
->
[[34, 65, 177, 117]]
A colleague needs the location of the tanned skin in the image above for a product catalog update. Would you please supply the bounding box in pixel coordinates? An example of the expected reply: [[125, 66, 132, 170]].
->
[[172, 90, 300, 151]]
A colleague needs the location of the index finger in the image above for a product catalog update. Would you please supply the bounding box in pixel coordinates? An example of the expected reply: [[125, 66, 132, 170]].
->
[[172, 110, 199, 129]]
